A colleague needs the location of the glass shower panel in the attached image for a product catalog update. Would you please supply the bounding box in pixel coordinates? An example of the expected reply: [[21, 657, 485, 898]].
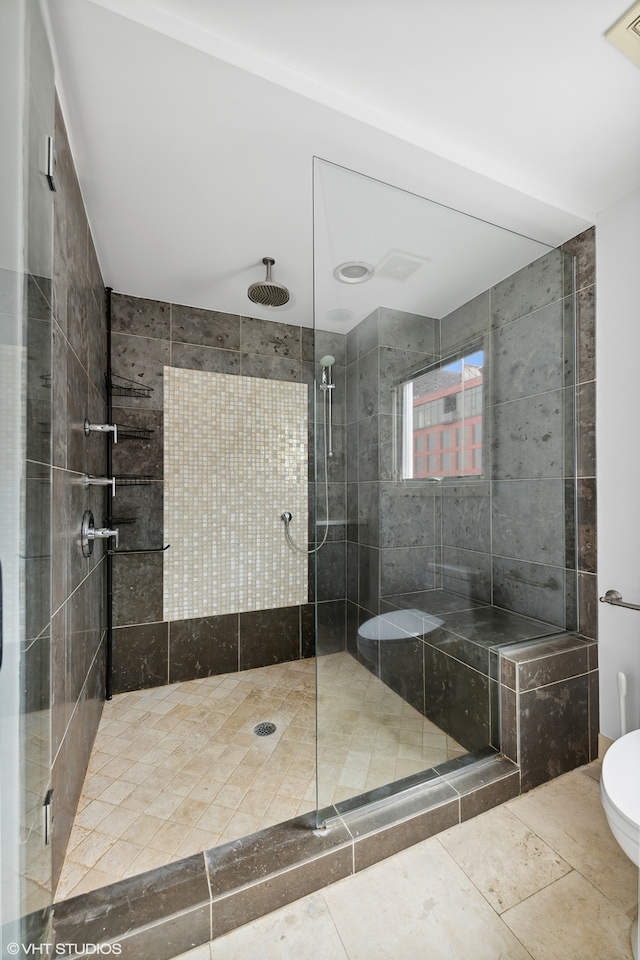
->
[[313, 158, 576, 820], [1, 0, 54, 947]]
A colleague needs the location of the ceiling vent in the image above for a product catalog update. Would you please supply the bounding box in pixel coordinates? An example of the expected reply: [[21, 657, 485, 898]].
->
[[376, 251, 429, 282], [606, 1, 640, 67]]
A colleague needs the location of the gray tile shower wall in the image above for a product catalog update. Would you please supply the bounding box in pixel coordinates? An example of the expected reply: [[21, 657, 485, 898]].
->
[[440, 247, 576, 626], [51, 98, 108, 890], [345, 307, 440, 637], [561, 227, 597, 641], [500, 633, 599, 789], [109, 294, 348, 692], [345, 231, 596, 728]]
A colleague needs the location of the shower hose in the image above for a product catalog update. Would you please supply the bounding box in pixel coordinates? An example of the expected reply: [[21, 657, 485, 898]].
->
[[281, 378, 331, 555]]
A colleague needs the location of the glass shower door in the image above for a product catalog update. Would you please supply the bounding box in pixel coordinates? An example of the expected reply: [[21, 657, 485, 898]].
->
[[1, 0, 54, 948], [312, 157, 576, 821]]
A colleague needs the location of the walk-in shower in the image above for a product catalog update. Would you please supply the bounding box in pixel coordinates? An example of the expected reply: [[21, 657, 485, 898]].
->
[[55, 159, 587, 913]]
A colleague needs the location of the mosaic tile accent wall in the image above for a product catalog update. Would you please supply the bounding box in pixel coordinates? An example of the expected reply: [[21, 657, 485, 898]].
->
[[163, 367, 308, 620]]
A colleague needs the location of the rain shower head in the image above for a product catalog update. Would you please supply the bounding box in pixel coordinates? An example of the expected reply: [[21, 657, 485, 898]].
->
[[247, 257, 290, 308]]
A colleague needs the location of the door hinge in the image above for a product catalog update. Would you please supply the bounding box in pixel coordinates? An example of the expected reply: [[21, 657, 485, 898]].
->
[[46, 136, 56, 192], [43, 788, 53, 845]]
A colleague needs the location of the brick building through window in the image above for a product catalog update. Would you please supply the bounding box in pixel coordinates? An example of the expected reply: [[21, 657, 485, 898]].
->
[[403, 352, 483, 479]]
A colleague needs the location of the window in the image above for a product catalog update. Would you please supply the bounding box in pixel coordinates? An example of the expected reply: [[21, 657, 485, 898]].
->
[[399, 348, 484, 479]]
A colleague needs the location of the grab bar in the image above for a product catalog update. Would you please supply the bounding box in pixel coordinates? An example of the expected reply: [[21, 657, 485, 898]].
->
[[599, 589, 640, 612]]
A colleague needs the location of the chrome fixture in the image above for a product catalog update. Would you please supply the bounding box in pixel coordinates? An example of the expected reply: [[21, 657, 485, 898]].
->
[[81, 509, 119, 557], [247, 257, 290, 307], [281, 355, 337, 555], [46, 136, 56, 192], [84, 418, 118, 443], [599, 589, 640, 612], [85, 474, 116, 496], [319, 354, 335, 459]]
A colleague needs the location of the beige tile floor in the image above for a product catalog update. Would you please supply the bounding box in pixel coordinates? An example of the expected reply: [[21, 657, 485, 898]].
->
[[174, 762, 639, 960], [57, 653, 465, 901]]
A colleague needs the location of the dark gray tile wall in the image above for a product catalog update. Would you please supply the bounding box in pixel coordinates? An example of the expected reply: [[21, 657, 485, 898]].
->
[[561, 227, 597, 641], [441, 247, 577, 626], [110, 295, 347, 692], [500, 633, 598, 790], [345, 307, 439, 630], [51, 99, 108, 891], [344, 233, 596, 751]]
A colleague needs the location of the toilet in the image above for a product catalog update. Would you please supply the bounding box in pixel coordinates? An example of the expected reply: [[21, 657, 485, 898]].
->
[[600, 728, 640, 959]]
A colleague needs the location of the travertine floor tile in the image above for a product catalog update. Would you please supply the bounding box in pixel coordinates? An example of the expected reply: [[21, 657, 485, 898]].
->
[[172, 945, 212, 960], [57, 653, 465, 900], [506, 769, 638, 912], [322, 835, 532, 960], [438, 805, 571, 913], [501, 870, 633, 960], [209, 891, 349, 960]]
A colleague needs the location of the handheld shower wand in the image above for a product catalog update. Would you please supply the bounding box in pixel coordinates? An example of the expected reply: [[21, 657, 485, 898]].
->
[[319, 355, 335, 458], [281, 354, 337, 555]]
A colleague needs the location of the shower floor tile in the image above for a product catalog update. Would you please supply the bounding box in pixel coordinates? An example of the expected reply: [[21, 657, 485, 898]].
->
[[56, 652, 465, 901]]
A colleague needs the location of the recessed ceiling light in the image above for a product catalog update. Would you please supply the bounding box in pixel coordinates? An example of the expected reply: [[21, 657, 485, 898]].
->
[[334, 261, 374, 284]]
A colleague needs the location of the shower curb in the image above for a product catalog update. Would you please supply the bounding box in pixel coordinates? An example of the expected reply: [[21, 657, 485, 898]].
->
[[52, 754, 519, 958]]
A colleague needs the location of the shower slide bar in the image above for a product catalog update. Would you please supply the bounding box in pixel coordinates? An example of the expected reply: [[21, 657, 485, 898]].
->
[[599, 589, 640, 612]]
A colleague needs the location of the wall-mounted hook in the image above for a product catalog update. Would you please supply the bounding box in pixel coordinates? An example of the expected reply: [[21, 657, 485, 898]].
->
[[84, 418, 118, 443]]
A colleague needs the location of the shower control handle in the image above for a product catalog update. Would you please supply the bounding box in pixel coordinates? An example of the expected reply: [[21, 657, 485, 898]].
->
[[93, 526, 119, 548], [85, 474, 116, 496], [84, 418, 118, 443], [81, 509, 119, 557]]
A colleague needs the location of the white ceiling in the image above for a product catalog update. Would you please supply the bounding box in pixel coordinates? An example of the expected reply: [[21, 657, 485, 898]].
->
[[44, 0, 640, 331]]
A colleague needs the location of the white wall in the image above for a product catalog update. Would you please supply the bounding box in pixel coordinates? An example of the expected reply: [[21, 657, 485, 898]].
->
[[596, 185, 640, 739]]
